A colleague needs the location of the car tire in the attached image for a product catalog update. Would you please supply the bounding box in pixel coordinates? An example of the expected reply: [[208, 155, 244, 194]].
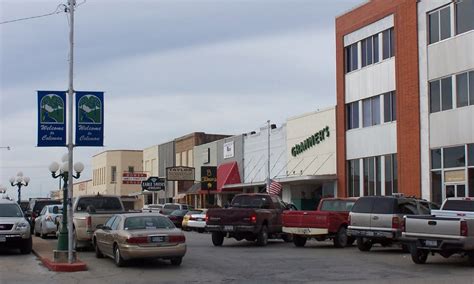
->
[[410, 248, 428, 264], [293, 235, 307, 247], [333, 227, 348, 248], [114, 245, 126, 267], [20, 237, 32, 254], [256, 225, 268, 247], [94, 239, 104, 258], [356, 238, 372, 252], [170, 257, 182, 266], [282, 234, 293, 243], [211, 232, 224, 246]]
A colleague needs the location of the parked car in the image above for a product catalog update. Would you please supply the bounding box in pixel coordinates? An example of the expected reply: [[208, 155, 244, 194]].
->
[[142, 204, 163, 213], [206, 193, 293, 246], [168, 209, 189, 228], [93, 213, 186, 267], [347, 195, 439, 252], [33, 204, 62, 238], [402, 198, 474, 266], [27, 198, 61, 233], [160, 203, 193, 216], [282, 198, 357, 247], [57, 194, 126, 249], [183, 209, 208, 232], [0, 198, 32, 254]]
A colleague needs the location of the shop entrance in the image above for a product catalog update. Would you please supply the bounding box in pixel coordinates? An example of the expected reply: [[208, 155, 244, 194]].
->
[[445, 184, 467, 199]]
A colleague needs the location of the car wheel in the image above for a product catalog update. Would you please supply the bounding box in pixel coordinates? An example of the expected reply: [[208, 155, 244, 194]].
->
[[282, 234, 293, 243], [293, 235, 307, 247], [94, 238, 104, 258], [114, 245, 126, 267], [211, 232, 224, 246], [410, 248, 428, 264], [20, 237, 32, 254], [333, 227, 348, 248], [256, 225, 268, 247], [356, 238, 372, 252], [170, 257, 182, 266]]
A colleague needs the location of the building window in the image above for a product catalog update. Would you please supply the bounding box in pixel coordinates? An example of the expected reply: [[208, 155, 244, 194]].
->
[[383, 91, 396, 123], [430, 77, 453, 113], [362, 95, 380, 127], [431, 171, 442, 205], [456, 71, 474, 108], [443, 146, 465, 168], [345, 43, 358, 73], [363, 157, 381, 196], [346, 101, 359, 130], [382, 27, 394, 59], [456, 0, 474, 35], [128, 166, 134, 173], [385, 154, 398, 195], [468, 144, 474, 166], [347, 159, 360, 197], [431, 149, 442, 169], [429, 6, 451, 44], [111, 166, 117, 183], [361, 34, 379, 67]]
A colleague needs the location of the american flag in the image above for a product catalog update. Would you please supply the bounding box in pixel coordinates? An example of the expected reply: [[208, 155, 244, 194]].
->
[[267, 179, 282, 195]]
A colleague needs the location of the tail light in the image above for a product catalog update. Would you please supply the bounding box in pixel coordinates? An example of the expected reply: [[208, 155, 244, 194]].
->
[[86, 216, 92, 231], [126, 236, 149, 244], [205, 214, 209, 223], [250, 213, 257, 224], [392, 216, 400, 230], [461, 220, 468, 237], [400, 218, 406, 232], [168, 235, 186, 243]]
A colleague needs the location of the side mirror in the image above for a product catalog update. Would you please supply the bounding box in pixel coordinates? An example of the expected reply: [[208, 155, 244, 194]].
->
[[52, 206, 59, 214]]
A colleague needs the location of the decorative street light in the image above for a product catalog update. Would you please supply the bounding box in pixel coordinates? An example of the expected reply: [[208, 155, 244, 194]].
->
[[9, 172, 30, 204], [49, 154, 84, 251]]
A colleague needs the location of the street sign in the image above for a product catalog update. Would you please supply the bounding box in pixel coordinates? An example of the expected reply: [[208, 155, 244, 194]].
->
[[37, 91, 67, 147], [166, 167, 195, 181], [201, 166, 217, 191], [75, 91, 104, 146], [141, 177, 166, 191]]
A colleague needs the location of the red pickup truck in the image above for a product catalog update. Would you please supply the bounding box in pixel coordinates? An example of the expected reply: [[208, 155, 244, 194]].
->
[[282, 198, 357, 248]]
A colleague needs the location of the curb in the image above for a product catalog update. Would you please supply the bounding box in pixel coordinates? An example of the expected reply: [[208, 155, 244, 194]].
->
[[33, 249, 88, 272]]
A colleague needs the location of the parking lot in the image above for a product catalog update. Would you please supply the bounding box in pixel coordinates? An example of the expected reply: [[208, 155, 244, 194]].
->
[[0, 231, 473, 284]]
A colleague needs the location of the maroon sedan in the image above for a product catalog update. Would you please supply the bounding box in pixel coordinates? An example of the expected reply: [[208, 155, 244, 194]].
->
[[167, 210, 188, 228]]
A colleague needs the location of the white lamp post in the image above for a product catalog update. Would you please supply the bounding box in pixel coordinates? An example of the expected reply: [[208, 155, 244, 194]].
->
[[10, 172, 30, 204]]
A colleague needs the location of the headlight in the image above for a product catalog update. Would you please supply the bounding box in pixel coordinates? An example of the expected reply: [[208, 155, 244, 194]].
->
[[15, 222, 29, 230]]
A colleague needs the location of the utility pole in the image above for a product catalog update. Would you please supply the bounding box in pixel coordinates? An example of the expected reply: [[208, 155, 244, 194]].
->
[[267, 120, 271, 192], [67, 0, 76, 264]]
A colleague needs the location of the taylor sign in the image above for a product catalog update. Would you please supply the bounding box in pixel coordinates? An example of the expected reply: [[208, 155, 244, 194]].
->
[[141, 177, 165, 191], [166, 167, 195, 181]]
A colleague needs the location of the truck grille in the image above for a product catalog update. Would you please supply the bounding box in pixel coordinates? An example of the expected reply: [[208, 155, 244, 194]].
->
[[0, 224, 14, 230]]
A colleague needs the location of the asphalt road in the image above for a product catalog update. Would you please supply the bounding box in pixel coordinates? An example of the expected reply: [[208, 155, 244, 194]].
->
[[1, 232, 473, 284]]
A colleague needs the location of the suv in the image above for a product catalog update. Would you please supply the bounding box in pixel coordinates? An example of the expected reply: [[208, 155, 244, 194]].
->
[[347, 196, 438, 252], [0, 198, 32, 254], [160, 203, 193, 215]]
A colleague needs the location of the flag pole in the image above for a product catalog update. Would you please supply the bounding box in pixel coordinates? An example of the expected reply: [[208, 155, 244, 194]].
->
[[266, 120, 271, 192]]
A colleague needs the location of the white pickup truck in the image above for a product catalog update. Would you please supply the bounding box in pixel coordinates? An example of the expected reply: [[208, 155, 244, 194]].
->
[[402, 198, 474, 266]]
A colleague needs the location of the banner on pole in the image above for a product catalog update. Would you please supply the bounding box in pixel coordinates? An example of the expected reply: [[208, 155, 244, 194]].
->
[[37, 91, 67, 147], [75, 91, 104, 146]]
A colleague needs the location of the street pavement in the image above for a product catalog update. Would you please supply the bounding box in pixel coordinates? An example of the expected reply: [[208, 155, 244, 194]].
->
[[1, 232, 473, 284]]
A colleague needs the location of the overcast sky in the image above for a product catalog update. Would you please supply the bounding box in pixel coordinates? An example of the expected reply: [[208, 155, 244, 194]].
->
[[0, 0, 362, 200]]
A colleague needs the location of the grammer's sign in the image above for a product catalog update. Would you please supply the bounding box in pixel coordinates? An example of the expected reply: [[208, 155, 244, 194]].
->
[[291, 126, 330, 157]]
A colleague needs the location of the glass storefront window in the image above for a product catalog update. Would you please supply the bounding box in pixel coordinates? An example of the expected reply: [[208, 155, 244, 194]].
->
[[469, 144, 474, 166], [443, 146, 465, 168], [469, 169, 474, 197], [431, 149, 442, 169], [347, 159, 360, 197], [431, 171, 442, 205]]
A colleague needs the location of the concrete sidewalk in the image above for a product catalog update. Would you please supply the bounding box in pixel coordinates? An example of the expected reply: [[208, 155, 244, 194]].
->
[[32, 236, 87, 272]]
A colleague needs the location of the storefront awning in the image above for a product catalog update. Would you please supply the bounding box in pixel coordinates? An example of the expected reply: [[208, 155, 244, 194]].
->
[[217, 161, 242, 192], [185, 183, 201, 195]]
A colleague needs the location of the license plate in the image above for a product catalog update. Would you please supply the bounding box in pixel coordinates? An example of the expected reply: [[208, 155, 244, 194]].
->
[[224, 225, 234, 232], [151, 236, 165, 243], [425, 240, 437, 247], [0, 235, 5, 242]]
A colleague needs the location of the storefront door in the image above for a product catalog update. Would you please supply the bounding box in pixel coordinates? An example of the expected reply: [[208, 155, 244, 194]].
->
[[445, 184, 467, 199]]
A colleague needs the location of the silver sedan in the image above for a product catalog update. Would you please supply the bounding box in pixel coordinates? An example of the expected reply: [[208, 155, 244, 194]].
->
[[34, 204, 62, 238], [93, 213, 186, 267]]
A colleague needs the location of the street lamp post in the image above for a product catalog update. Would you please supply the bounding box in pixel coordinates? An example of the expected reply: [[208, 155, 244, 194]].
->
[[9, 172, 30, 204], [49, 154, 84, 253]]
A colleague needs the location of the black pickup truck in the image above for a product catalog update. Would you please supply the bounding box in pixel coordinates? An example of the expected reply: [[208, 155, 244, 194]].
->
[[205, 193, 293, 246]]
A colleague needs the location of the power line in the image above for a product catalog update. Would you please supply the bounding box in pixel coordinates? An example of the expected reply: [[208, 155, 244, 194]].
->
[[0, 4, 67, 25]]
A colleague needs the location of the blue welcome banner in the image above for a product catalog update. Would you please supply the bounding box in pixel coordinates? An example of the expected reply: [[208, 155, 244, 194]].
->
[[75, 91, 104, 146], [37, 91, 67, 147]]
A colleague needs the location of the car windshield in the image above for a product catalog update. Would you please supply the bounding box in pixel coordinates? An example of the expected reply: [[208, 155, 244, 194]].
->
[[170, 210, 187, 216], [76, 197, 122, 212], [0, 204, 23, 217], [124, 216, 175, 230], [231, 195, 271, 209], [320, 200, 355, 212]]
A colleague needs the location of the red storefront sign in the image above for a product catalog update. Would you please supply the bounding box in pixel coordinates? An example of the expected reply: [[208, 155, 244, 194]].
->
[[122, 172, 147, 184]]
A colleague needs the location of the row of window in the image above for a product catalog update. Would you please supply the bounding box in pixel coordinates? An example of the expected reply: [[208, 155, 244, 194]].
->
[[429, 0, 474, 45], [345, 27, 395, 73], [430, 70, 474, 113], [431, 144, 474, 169], [346, 91, 396, 130], [347, 154, 398, 197]]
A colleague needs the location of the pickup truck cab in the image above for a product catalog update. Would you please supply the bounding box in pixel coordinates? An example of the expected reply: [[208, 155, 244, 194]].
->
[[206, 193, 293, 246], [282, 198, 357, 248], [402, 198, 474, 266], [58, 194, 126, 249]]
